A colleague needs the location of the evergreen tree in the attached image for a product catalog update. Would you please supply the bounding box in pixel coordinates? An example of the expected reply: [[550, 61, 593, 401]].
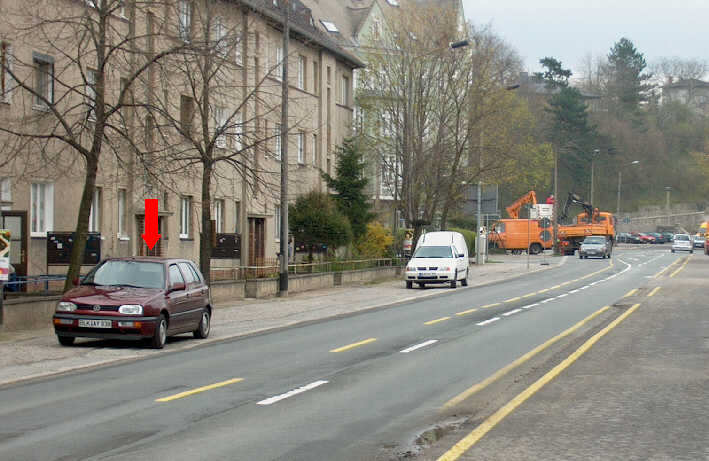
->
[[534, 57, 572, 89], [289, 191, 353, 259], [606, 37, 653, 117], [322, 138, 375, 240]]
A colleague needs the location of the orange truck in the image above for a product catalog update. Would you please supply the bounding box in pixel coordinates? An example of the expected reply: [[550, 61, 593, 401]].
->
[[489, 192, 616, 255]]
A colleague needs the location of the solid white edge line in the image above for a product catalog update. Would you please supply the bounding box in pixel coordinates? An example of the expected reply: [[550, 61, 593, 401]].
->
[[540, 298, 553, 303], [569, 289, 580, 294], [557, 293, 569, 298], [257, 380, 329, 405], [502, 309, 522, 317], [521, 303, 539, 309], [476, 317, 500, 326], [400, 339, 439, 353]]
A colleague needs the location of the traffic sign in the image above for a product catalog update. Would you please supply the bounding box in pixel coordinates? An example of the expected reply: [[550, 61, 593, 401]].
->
[[0, 229, 9, 258]]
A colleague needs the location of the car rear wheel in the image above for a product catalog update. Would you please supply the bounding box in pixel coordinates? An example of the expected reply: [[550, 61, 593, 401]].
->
[[193, 309, 211, 339], [461, 269, 468, 286], [57, 335, 75, 346], [151, 314, 167, 349], [450, 270, 457, 288], [406, 281, 413, 289], [418, 283, 426, 289]]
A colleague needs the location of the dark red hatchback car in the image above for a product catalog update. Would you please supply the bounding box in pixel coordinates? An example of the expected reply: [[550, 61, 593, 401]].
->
[[53, 257, 211, 349]]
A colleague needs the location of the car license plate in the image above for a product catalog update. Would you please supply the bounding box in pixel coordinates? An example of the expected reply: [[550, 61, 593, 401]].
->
[[78, 319, 112, 328], [421, 272, 435, 277]]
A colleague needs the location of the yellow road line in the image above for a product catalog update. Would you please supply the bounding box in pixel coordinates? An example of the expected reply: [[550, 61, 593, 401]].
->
[[455, 308, 478, 316], [670, 257, 691, 278], [330, 337, 377, 352], [647, 287, 661, 297], [438, 303, 641, 461], [537, 288, 549, 294], [442, 305, 612, 409], [424, 316, 451, 325], [623, 288, 638, 298], [481, 303, 500, 309], [654, 258, 681, 278], [550, 285, 562, 290], [521, 293, 535, 298], [156, 378, 244, 402], [504, 297, 521, 303]]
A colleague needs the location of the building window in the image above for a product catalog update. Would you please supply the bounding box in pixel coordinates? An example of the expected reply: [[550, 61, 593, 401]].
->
[[274, 205, 281, 238], [1, 42, 14, 104], [178, 0, 191, 42], [274, 123, 282, 160], [312, 60, 319, 94], [274, 45, 283, 81], [89, 187, 102, 232], [214, 105, 226, 148], [180, 196, 191, 238], [340, 75, 349, 105], [372, 18, 381, 40], [180, 95, 194, 136], [0, 177, 11, 210], [312, 133, 317, 166], [234, 200, 241, 233], [86, 69, 97, 121], [118, 188, 127, 238], [380, 155, 398, 198], [214, 199, 224, 233], [297, 55, 306, 90], [31, 182, 54, 236], [33, 52, 54, 108], [214, 17, 227, 57], [235, 29, 243, 66], [297, 131, 305, 164]]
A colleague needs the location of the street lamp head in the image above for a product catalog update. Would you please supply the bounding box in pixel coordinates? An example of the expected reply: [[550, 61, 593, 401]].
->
[[630, 160, 640, 165], [449, 39, 470, 49]]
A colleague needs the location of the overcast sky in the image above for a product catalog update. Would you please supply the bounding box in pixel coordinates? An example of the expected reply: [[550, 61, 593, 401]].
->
[[461, 0, 709, 78]]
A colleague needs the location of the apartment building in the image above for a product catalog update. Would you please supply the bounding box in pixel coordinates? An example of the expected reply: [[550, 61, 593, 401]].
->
[[0, 0, 362, 282]]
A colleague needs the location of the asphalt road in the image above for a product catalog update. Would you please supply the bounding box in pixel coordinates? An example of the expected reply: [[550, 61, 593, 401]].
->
[[0, 246, 694, 460]]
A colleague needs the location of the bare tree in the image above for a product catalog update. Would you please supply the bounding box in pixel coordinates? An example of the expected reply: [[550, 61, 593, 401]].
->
[[0, 0, 186, 291]]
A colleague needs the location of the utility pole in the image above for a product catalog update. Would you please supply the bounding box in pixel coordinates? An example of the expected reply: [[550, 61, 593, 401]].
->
[[278, 0, 290, 297], [552, 149, 559, 255], [590, 148, 599, 205], [616, 170, 622, 216], [477, 130, 483, 265]]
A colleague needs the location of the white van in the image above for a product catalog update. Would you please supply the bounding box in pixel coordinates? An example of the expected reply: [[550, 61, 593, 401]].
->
[[404, 231, 469, 289]]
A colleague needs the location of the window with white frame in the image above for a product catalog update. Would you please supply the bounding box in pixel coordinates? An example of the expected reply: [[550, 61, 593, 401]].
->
[[88, 187, 102, 232], [372, 18, 381, 40], [274, 123, 282, 160], [234, 112, 243, 150], [340, 75, 349, 105], [312, 133, 317, 166], [381, 110, 393, 137], [1, 42, 14, 104], [214, 106, 226, 148], [214, 17, 227, 57], [86, 69, 97, 121], [33, 52, 54, 108], [297, 55, 306, 90], [274, 205, 281, 238], [213, 199, 224, 233], [234, 200, 240, 233], [312, 60, 319, 94], [178, 0, 191, 42], [0, 177, 11, 210], [235, 29, 243, 65], [380, 155, 398, 198], [117, 188, 127, 238], [31, 182, 54, 236], [297, 131, 305, 164], [180, 196, 191, 238], [274, 46, 283, 81]]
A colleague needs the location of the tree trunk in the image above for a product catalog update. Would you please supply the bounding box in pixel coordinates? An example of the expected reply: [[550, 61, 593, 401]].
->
[[63, 155, 99, 292], [200, 160, 213, 285]]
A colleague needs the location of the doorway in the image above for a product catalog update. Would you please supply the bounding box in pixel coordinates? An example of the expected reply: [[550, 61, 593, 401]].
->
[[136, 215, 165, 257], [1, 211, 28, 291], [248, 217, 265, 266]]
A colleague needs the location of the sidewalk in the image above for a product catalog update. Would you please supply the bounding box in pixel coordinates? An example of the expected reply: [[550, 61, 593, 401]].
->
[[0, 253, 563, 387]]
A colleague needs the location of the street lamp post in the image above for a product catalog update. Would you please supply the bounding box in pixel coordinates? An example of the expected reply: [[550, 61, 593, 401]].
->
[[616, 160, 640, 216], [590, 148, 599, 205], [664, 186, 672, 211], [278, 0, 290, 297]]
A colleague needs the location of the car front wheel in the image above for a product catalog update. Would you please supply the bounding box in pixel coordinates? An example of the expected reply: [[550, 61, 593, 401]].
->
[[151, 314, 167, 349], [193, 309, 211, 339], [57, 335, 75, 346]]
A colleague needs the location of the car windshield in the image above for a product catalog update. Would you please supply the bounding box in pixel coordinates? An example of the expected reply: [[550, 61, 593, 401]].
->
[[583, 237, 605, 244], [82, 260, 165, 289], [413, 246, 453, 258], [674, 234, 689, 241]]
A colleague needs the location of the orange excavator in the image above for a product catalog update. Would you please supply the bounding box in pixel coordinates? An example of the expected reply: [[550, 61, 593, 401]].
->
[[505, 191, 537, 219]]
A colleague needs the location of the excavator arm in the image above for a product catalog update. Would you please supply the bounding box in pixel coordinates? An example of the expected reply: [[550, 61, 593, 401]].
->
[[558, 192, 593, 223], [505, 191, 538, 219]]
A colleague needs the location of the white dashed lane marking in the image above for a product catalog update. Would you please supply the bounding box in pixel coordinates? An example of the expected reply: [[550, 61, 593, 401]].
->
[[502, 309, 522, 317], [476, 317, 500, 326], [400, 340, 438, 353], [257, 380, 329, 405]]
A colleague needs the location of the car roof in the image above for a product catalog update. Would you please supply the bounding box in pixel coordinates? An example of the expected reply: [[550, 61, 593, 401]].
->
[[104, 257, 195, 265]]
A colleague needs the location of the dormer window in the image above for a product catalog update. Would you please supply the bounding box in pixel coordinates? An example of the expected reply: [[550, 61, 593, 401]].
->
[[320, 20, 339, 33], [386, 0, 399, 6]]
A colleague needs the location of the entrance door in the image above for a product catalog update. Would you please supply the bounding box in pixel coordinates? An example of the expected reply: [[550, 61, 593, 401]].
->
[[248, 218, 265, 266], [1, 211, 28, 291], [136, 215, 165, 257]]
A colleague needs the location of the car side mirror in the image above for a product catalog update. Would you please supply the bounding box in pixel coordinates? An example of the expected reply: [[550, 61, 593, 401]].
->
[[169, 282, 186, 293]]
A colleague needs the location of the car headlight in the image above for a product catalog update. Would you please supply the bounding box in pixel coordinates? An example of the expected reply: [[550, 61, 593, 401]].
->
[[118, 304, 143, 315], [56, 301, 77, 312], [406, 265, 415, 271], [439, 267, 451, 272]]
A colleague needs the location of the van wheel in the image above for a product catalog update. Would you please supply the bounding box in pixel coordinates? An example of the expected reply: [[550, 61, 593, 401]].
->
[[450, 271, 457, 288], [529, 243, 543, 255], [461, 269, 468, 286], [406, 281, 413, 289]]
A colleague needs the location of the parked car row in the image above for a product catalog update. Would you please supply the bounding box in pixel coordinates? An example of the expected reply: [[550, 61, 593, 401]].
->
[[616, 232, 674, 244]]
